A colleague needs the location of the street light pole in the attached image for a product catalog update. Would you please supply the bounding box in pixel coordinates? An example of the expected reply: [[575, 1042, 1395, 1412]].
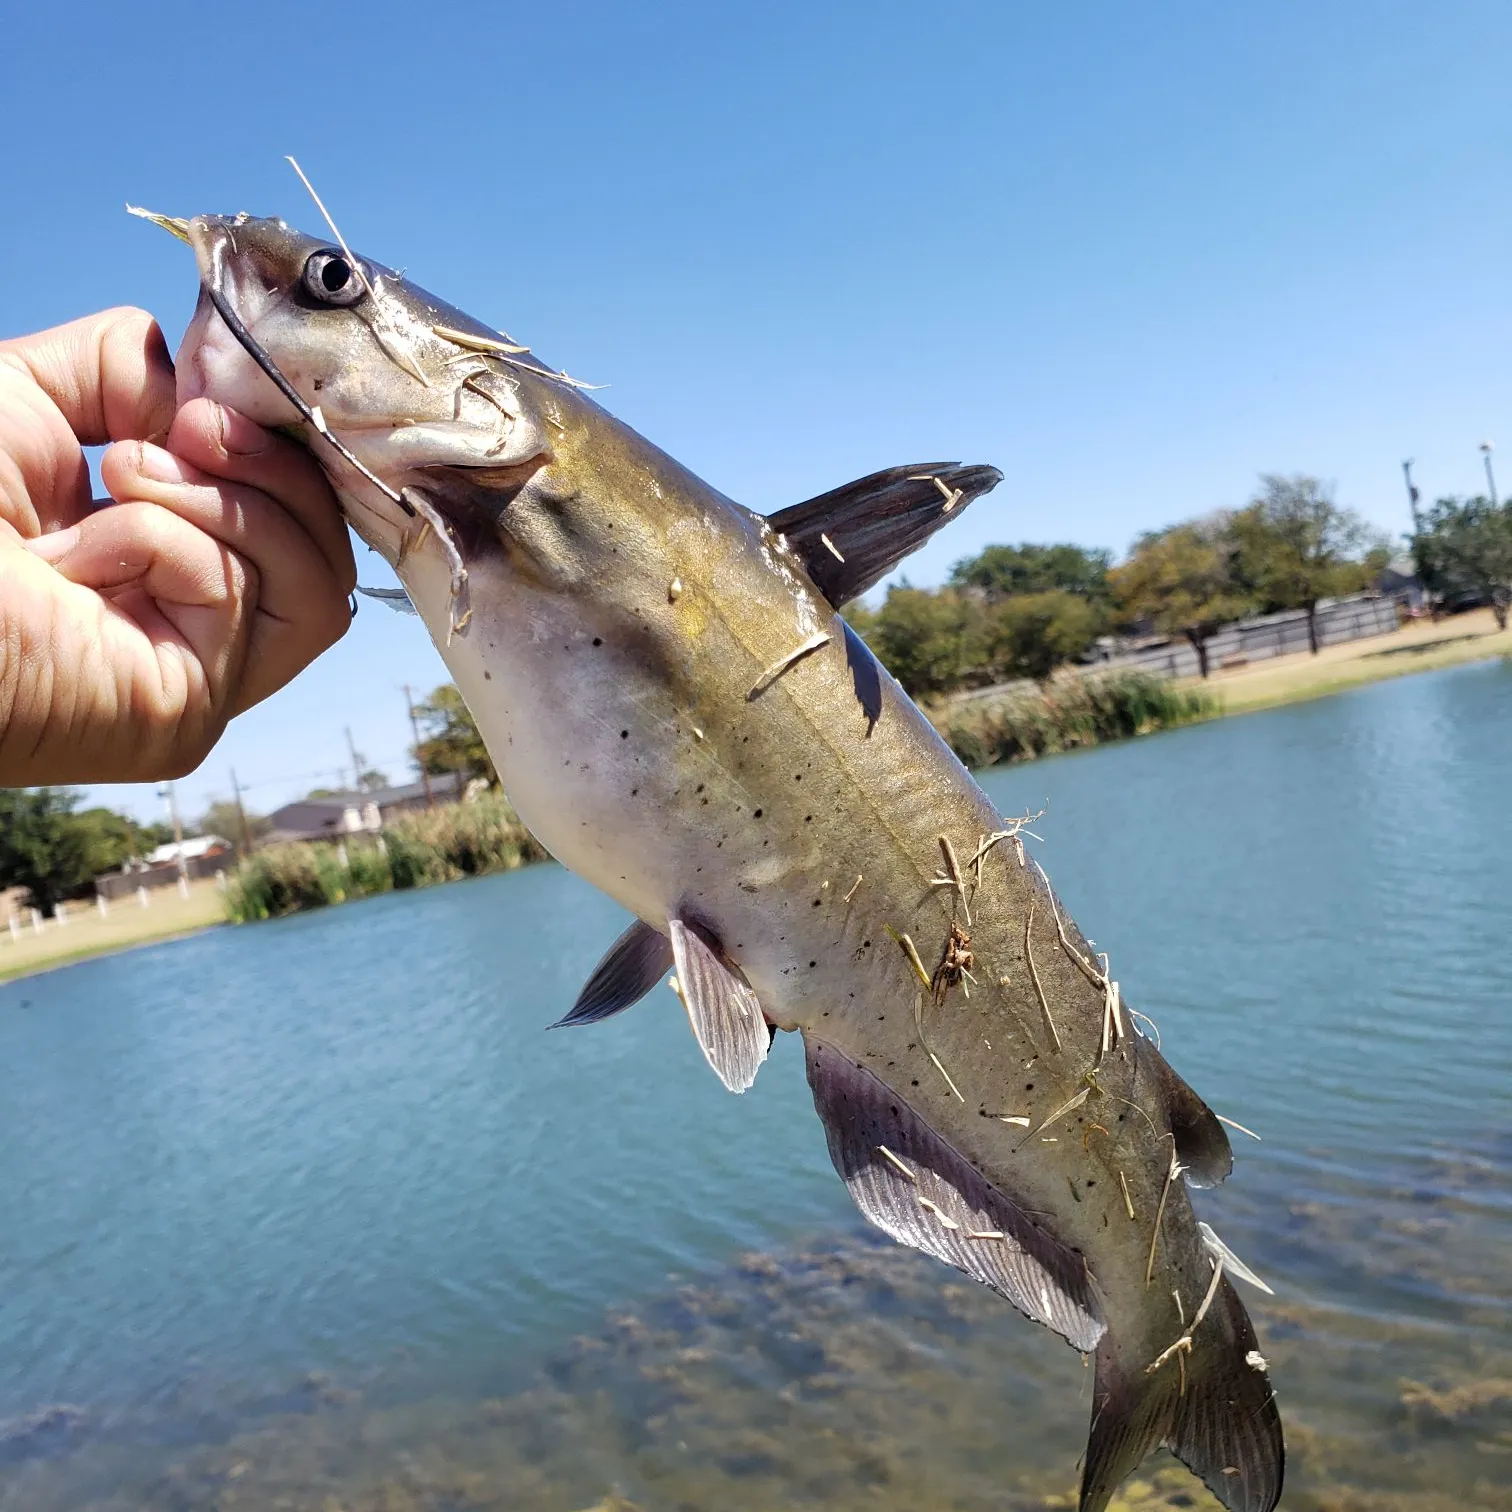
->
[[1480, 441, 1499, 506]]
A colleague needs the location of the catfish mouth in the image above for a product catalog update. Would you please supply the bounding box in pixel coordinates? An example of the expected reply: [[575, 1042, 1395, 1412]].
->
[[175, 215, 487, 634]]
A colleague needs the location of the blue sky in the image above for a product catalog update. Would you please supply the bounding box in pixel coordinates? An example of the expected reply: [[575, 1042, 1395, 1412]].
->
[[3, 2, 1509, 824]]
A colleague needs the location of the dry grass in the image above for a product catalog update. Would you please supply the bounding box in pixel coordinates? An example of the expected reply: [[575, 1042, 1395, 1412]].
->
[[1191, 607, 1512, 716], [0, 879, 228, 985]]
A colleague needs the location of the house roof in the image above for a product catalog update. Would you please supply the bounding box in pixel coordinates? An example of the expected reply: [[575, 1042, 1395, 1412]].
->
[[145, 835, 232, 865]]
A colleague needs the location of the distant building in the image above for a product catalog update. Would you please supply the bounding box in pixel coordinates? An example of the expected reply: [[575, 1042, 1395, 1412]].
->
[[263, 773, 467, 845], [95, 835, 234, 900], [144, 835, 234, 868], [1377, 556, 1426, 612]]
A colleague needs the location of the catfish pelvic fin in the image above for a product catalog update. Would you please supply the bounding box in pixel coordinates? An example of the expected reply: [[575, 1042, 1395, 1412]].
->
[[668, 916, 769, 1093], [550, 920, 672, 1028], [1081, 1273, 1283, 1512], [1149, 1049, 1233, 1188], [767, 462, 1003, 608], [804, 1034, 1104, 1353]]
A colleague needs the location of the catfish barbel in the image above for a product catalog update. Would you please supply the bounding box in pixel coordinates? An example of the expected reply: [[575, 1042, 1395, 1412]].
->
[[139, 204, 1283, 1511]]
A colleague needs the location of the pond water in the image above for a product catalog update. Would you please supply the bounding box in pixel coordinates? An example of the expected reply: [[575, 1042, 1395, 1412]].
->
[[1, 661, 1509, 1511]]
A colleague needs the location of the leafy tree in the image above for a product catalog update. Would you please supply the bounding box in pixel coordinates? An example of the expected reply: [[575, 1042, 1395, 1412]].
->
[[1413, 496, 1512, 628], [0, 790, 90, 910], [1110, 516, 1254, 679], [983, 590, 1102, 682], [951, 543, 1113, 604], [199, 800, 273, 853], [853, 587, 987, 697], [414, 684, 497, 782], [1231, 475, 1379, 654]]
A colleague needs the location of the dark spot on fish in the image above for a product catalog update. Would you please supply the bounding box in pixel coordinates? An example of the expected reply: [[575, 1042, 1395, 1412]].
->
[[1086, 1179, 1096, 1187], [631, 788, 638, 796], [808, 961, 816, 969], [620, 730, 628, 739], [863, 940, 871, 948], [805, 814, 813, 823], [592, 637, 602, 646], [1025, 1082, 1035, 1091], [696, 784, 704, 793], [794, 774, 803, 782], [313, 377, 324, 390], [754, 808, 763, 818], [911, 1079, 919, 1087], [483, 670, 491, 680], [812, 899, 821, 907]]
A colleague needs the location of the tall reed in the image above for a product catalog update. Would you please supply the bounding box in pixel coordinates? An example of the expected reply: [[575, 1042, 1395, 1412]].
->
[[225, 793, 547, 923], [934, 667, 1216, 770]]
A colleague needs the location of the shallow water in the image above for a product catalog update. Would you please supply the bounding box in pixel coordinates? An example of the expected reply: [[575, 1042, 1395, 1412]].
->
[[1, 661, 1509, 1510]]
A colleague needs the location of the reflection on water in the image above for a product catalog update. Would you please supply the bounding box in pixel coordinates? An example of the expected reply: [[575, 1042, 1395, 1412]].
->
[[1, 663, 1509, 1510]]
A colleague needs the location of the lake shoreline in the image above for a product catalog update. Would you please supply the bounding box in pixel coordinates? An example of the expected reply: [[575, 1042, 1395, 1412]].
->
[[5, 621, 1507, 988]]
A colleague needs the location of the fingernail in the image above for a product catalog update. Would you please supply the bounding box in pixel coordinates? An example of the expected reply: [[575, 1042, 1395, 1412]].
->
[[136, 442, 188, 484], [24, 526, 80, 564], [216, 405, 267, 457]]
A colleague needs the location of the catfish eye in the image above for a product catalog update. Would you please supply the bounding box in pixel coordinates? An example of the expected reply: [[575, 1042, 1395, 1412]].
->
[[302, 249, 365, 307]]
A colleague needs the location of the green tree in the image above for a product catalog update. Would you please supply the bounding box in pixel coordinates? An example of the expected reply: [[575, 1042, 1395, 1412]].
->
[[414, 684, 497, 783], [1110, 516, 1254, 679], [854, 587, 987, 697], [983, 590, 1102, 682], [0, 790, 90, 910], [199, 800, 273, 854], [951, 543, 1113, 604], [1414, 496, 1512, 628], [1231, 475, 1379, 654]]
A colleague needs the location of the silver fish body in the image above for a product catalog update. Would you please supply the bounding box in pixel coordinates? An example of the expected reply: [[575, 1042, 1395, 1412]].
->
[[168, 211, 1283, 1512]]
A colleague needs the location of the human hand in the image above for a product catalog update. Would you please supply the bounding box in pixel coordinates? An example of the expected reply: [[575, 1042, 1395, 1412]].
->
[[0, 307, 356, 786]]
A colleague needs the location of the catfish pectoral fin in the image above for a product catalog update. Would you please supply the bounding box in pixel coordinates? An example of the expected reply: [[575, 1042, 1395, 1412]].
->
[[803, 1034, 1104, 1353], [355, 585, 419, 614], [549, 920, 672, 1028], [668, 916, 769, 1093], [767, 462, 1003, 608], [1081, 1275, 1283, 1512]]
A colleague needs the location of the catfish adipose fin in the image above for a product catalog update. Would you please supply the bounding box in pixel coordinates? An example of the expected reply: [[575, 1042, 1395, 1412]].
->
[[551, 920, 672, 1028], [669, 916, 769, 1093], [767, 462, 1003, 608]]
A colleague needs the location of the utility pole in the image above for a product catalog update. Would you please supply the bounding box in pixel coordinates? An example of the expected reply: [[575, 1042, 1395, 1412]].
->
[[345, 726, 363, 792], [229, 767, 254, 857], [1480, 441, 1499, 506], [1401, 458, 1422, 535], [159, 781, 187, 877], [403, 685, 435, 808]]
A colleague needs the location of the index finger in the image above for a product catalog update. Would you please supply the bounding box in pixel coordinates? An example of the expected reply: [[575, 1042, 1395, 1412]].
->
[[0, 307, 176, 448]]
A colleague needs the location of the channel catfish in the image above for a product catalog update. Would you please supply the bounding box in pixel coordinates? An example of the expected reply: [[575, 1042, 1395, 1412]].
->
[[146, 207, 1283, 1511]]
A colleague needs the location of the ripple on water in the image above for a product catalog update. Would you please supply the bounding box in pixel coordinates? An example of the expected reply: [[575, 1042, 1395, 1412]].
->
[[0, 663, 1509, 1510]]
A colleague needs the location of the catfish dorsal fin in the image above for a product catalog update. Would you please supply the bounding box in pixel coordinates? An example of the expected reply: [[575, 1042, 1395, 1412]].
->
[[767, 462, 1003, 607], [1148, 1048, 1233, 1189]]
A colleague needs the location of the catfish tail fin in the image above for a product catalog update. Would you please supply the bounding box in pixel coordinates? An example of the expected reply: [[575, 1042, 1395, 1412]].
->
[[1081, 1272, 1283, 1512]]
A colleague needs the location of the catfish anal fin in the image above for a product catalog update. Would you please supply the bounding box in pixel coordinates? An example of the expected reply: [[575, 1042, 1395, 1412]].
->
[[550, 920, 672, 1028], [804, 1034, 1103, 1353], [768, 462, 1003, 608], [668, 916, 769, 1093]]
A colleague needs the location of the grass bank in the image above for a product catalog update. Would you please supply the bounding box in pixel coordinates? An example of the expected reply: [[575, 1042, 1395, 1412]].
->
[[1191, 605, 1512, 715], [933, 666, 1216, 768], [0, 878, 227, 986], [225, 793, 547, 923]]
